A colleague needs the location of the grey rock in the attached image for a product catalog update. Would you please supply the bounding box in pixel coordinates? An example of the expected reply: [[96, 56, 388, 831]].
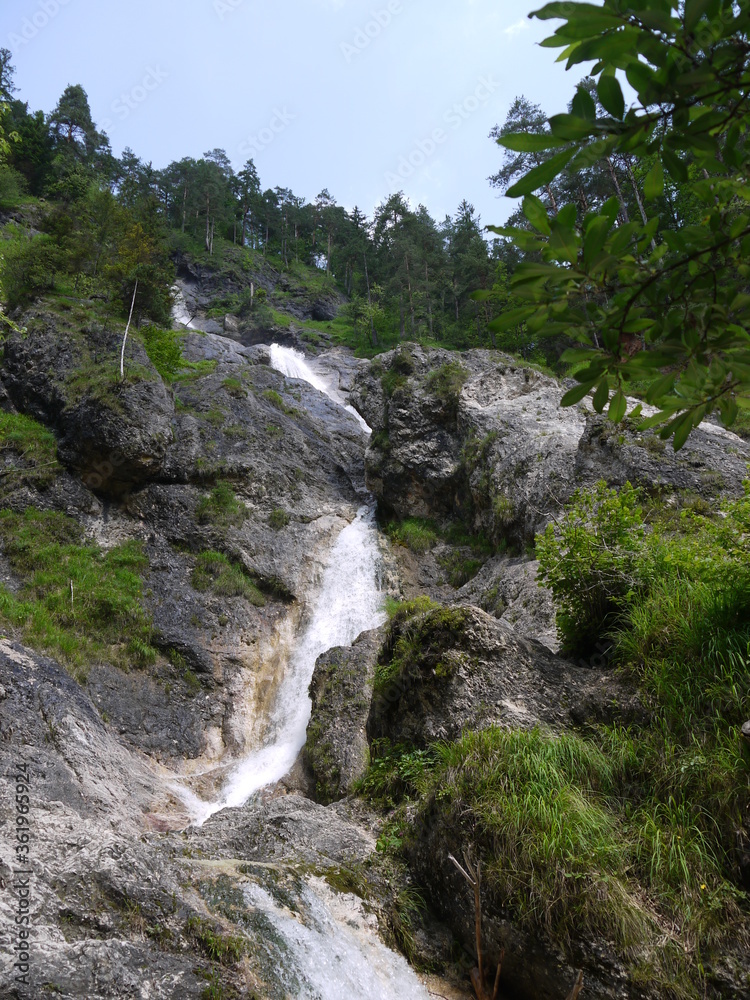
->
[[352, 345, 750, 547], [367, 605, 641, 749], [306, 627, 386, 803]]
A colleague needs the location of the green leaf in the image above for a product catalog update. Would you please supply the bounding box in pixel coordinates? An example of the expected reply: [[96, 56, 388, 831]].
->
[[548, 114, 595, 141], [643, 160, 664, 201], [661, 147, 689, 183], [684, 0, 713, 32], [597, 75, 625, 119], [488, 307, 535, 333], [592, 380, 609, 413], [522, 195, 552, 235], [608, 389, 627, 423], [645, 373, 676, 404], [583, 215, 613, 268], [506, 149, 576, 198], [572, 86, 597, 122], [561, 382, 596, 407], [497, 132, 567, 153], [672, 412, 698, 451]]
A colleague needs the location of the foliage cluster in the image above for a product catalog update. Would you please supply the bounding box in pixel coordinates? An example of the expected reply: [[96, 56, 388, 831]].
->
[[485, 0, 750, 446]]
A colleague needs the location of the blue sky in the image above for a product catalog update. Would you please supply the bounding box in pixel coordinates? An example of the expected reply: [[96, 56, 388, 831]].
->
[[1, 0, 577, 225]]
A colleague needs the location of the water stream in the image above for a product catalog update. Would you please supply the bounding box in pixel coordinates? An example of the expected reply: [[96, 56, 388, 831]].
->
[[168, 345, 439, 1000], [180, 344, 385, 824]]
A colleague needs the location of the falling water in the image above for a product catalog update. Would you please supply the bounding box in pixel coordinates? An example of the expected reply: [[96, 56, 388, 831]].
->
[[182, 344, 384, 824], [243, 880, 432, 1000], [270, 343, 371, 432]]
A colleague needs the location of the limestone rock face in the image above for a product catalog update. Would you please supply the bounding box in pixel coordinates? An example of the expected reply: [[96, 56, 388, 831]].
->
[[367, 605, 640, 750], [3, 315, 174, 496], [306, 627, 385, 803], [352, 345, 750, 546]]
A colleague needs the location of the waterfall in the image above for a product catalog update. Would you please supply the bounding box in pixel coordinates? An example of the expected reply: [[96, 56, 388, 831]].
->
[[243, 880, 432, 1000], [181, 344, 384, 825], [270, 343, 371, 432]]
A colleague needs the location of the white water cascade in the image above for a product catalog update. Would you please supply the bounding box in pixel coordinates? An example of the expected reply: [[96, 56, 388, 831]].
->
[[181, 344, 384, 824], [270, 343, 371, 432], [243, 880, 433, 1000]]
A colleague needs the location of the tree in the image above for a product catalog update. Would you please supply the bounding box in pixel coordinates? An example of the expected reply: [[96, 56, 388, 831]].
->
[[0, 49, 17, 103], [489, 0, 750, 448]]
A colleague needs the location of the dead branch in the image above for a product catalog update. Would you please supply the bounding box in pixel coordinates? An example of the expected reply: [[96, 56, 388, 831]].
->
[[565, 970, 584, 1000], [448, 851, 503, 1000]]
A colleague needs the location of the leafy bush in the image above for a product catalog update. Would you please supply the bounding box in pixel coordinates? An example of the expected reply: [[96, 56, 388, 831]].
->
[[536, 481, 647, 651], [141, 325, 184, 381], [0, 233, 61, 309]]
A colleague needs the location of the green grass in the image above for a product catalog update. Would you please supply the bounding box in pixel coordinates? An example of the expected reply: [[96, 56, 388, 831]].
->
[[358, 486, 750, 996], [0, 508, 155, 677], [268, 508, 290, 530], [196, 482, 247, 527], [385, 518, 440, 555], [262, 388, 298, 416], [374, 603, 469, 693], [190, 551, 265, 607], [426, 361, 469, 420], [0, 412, 61, 490]]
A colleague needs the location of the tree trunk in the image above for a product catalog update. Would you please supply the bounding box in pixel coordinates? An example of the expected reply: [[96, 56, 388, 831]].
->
[[399, 293, 405, 339], [606, 156, 629, 224], [425, 261, 434, 337], [181, 181, 188, 233], [364, 250, 378, 347]]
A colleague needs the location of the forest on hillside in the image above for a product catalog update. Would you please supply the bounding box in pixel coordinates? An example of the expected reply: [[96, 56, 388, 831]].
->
[[0, 44, 673, 368]]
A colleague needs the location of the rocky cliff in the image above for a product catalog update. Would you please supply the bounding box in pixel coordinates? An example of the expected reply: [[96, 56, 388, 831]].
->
[[2, 315, 748, 1000]]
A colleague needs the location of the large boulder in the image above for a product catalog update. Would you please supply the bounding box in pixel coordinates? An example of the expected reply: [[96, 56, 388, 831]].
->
[[351, 345, 750, 546], [367, 604, 641, 749], [306, 627, 385, 803]]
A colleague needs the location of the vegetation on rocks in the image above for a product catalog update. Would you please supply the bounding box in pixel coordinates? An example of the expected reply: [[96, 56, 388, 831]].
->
[[191, 551, 265, 607], [0, 508, 155, 676]]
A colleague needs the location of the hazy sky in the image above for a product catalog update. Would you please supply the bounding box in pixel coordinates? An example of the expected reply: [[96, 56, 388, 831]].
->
[[1, 0, 578, 225]]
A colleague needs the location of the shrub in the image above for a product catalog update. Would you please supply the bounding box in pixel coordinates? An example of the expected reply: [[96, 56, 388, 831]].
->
[[141, 325, 184, 381], [0, 233, 61, 309], [536, 480, 647, 651]]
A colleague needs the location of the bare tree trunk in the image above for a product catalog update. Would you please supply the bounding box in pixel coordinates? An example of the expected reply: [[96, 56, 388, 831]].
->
[[606, 156, 629, 224], [399, 293, 405, 339], [120, 280, 138, 380], [364, 250, 378, 346], [181, 181, 188, 233]]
